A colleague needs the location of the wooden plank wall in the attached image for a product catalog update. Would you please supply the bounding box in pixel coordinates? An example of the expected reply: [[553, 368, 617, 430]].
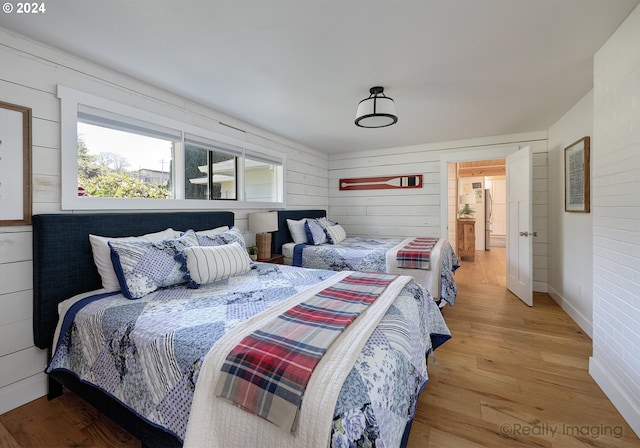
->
[[591, 4, 640, 437]]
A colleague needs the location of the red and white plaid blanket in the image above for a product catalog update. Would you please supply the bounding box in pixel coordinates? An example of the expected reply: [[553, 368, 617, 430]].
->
[[214, 271, 396, 432], [396, 237, 439, 270]]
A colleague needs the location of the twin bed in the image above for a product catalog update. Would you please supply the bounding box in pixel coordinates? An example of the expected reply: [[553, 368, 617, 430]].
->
[[33, 211, 451, 448], [271, 210, 459, 307]]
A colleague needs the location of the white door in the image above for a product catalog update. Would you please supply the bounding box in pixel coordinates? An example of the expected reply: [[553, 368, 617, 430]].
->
[[506, 146, 533, 306]]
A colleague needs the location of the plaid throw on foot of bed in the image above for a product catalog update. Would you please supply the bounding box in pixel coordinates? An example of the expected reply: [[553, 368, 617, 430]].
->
[[396, 237, 439, 270], [214, 272, 396, 432]]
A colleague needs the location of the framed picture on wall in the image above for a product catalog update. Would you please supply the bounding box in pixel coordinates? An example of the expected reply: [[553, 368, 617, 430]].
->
[[564, 136, 590, 213], [0, 101, 32, 226]]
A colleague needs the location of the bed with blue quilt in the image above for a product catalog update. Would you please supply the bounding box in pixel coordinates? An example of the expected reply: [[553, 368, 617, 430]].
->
[[272, 210, 460, 306], [33, 211, 450, 448]]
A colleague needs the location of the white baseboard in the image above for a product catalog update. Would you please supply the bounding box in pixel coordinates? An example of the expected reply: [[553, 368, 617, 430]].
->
[[547, 286, 592, 338], [590, 356, 640, 438], [0, 373, 47, 415]]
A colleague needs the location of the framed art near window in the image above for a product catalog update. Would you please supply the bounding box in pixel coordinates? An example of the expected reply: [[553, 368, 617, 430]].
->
[[564, 136, 590, 213], [0, 101, 32, 226]]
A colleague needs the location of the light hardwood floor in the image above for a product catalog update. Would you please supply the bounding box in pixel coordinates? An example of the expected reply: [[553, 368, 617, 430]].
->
[[408, 248, 639, 447], [1, 248, 638, 447]]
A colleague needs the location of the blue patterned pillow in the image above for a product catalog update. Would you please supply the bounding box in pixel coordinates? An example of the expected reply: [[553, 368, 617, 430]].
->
[[109, 230, 199, 299], [304, 218, 328, 245], [195, 226, 246, 250]]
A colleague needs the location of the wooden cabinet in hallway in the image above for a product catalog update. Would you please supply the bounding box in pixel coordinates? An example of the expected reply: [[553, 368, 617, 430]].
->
[[457, 218, 476, 261]]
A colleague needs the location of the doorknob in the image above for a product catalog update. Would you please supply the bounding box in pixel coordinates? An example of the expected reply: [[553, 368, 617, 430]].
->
[[520, 231, 529, 237]]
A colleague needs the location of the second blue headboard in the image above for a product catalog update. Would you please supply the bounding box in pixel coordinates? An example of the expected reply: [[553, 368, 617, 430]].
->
[[272, 209, 327, 254]]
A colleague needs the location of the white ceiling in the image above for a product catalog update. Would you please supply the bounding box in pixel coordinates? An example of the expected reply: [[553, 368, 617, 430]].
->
[[1, 0, 637, 154]]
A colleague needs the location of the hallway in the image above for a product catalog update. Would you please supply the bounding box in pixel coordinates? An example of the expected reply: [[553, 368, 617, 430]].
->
[[456, 246, 506, 288]]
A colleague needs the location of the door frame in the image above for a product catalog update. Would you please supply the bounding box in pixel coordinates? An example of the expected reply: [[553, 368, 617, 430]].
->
[[439, 145, 520, 240]]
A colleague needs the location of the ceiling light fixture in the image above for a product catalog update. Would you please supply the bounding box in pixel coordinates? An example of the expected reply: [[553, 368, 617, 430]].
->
[[355, 86, 398, 128]]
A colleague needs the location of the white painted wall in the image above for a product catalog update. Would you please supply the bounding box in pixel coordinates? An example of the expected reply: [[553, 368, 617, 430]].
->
[[547, 91, 594, 337], [589, 3, 640, 436], [0, 26, 328, 414]]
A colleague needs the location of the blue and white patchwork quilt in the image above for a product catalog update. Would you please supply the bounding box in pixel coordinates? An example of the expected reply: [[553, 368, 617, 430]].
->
[[46, 263, 450, 447], [292, 237, 460, 305]]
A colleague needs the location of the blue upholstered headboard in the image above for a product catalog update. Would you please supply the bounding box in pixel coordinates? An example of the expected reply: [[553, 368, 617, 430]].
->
[[32, 211, 235, 350], [272, 209, 327, 255]]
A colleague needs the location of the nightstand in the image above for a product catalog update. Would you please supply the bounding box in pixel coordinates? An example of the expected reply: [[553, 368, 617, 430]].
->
[[258, 254, 284, 264], [457, 218, 476, 261]]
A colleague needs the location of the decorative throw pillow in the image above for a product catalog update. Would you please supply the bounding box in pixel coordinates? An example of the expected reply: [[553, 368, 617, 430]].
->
[[194, 225, 230, 236], [325, 224, 347, 245], [196, 226, 246, 249], [304, 218, 328, 245], [109, 230, 199, 299], [286, 218, 308, 244], [89, 228, 179, 292], [182, 242, 252, 288]]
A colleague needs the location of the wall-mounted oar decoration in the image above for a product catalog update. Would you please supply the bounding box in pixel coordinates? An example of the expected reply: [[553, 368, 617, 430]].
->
[[339, 174, 423, 191]]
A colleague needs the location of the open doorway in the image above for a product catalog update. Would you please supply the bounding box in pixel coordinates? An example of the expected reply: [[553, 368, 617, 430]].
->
[[441, 145, 535, 305], [450, 160, 507, 287]]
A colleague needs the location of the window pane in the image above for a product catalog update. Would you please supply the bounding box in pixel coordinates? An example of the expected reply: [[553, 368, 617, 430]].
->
[[185, 143, 237, 200], [184, 145, 208, 199], [245, 156, 283, 203], [77, 121, 176, 199]]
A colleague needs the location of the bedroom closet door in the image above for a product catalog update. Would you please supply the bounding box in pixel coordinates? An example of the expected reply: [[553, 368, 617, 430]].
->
[[506, 146, 533, 306]]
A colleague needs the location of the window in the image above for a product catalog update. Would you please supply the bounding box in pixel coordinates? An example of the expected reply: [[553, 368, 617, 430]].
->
[[244, 149, 284, 203], [59, 86, 286, 210], [184, 134, 240, 200], [77, 105, 179, 199]]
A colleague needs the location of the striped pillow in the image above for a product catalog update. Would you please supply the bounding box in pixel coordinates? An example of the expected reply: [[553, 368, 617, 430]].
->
[[183, 242, 252, 287], [325, 224, 347, 245]]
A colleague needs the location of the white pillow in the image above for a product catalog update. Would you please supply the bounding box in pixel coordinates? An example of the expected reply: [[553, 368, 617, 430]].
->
[[195, 226, 247, 250], [286, 218, 308, 244], [183, 242, 252, 287], [325, 224, 347, 245], [89, 228, 178, 291]]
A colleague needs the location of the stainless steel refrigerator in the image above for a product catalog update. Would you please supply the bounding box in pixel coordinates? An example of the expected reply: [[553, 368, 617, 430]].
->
[[485, 188, 492, 250]]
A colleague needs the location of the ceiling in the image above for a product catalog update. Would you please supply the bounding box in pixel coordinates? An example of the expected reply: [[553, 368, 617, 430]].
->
[[1, 0, 637, 154], [458, 159, 506, 178]]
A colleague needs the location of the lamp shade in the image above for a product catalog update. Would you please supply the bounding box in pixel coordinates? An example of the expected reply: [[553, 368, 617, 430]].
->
[[355, 86, 398, 128], [248, 212, 278, 234]]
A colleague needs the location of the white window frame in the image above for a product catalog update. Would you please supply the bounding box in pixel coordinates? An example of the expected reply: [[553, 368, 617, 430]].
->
[[59, 86, 286, 210]]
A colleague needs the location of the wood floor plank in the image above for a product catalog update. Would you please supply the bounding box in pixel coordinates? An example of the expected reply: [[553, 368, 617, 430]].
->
[[0, 422, 20, 448], [424, 428, 487, 448], [0, 393, 139, 448]]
